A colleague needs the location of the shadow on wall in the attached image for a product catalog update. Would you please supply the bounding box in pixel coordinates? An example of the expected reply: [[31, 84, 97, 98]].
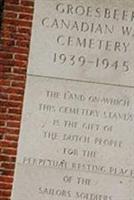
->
[[0, 0, 4, 33]]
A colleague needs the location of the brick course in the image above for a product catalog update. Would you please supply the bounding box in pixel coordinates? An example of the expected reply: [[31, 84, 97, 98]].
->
[[0, 0, 34, 199]]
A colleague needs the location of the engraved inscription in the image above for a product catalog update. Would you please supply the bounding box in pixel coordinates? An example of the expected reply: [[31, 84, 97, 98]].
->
[[28, 0, 134, 86]]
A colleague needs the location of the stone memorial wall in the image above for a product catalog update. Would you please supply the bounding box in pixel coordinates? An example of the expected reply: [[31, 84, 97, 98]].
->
[[12, 1, 134, 199]]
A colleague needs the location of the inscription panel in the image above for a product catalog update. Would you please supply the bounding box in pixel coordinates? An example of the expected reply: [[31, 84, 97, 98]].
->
[[28, 0, 134, 86], [12, 76, 134, 199], [12, 0, 134, 200]]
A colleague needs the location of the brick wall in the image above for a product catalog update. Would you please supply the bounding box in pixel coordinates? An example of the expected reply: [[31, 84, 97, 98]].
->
[[0, 0, 34, 199]]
